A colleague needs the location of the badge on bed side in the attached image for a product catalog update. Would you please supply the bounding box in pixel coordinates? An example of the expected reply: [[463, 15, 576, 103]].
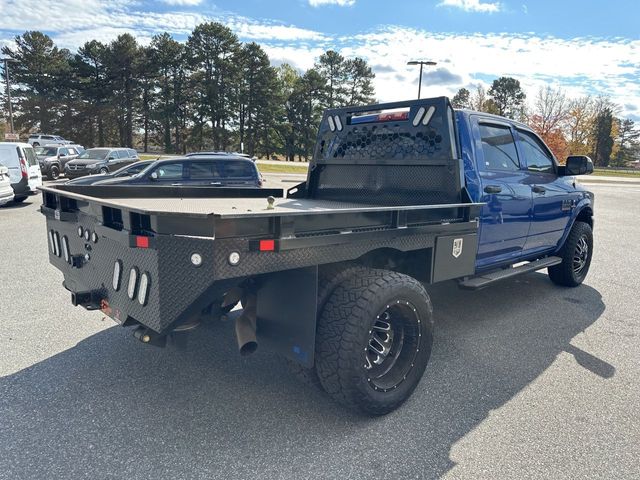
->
[[452, 238, 463, 258]]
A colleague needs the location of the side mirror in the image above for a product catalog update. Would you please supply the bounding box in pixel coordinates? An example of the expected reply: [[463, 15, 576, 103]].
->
[[564, 155, 594, 176], [150, 171, 159, 181], [108, 155, 116, 161], [59, 153, 66, 157]]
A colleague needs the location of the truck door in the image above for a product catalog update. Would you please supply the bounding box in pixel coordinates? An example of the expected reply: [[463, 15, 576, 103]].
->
[[472, 118, 533, 269], [515, 128, 570, 252]]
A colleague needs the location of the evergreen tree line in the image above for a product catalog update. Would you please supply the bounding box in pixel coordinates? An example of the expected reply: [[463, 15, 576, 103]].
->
[[0, 25, 376, 161], [451, 79, 640, 167]]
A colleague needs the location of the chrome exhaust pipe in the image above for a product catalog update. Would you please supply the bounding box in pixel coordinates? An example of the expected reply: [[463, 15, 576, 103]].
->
[[235, 292, 258, 355]]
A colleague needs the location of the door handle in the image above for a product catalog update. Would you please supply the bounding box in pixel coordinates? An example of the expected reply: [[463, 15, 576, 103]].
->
[[484, 185, 502, 194], [532, 185, 546, 194]]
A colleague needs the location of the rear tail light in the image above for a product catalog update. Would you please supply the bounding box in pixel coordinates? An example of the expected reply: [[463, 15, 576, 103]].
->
[[53, 232, 61, 257], [19, 158, 28, 179], [137, 272, 150, 305], [112, 260, 122, 291], [127, 267, 138, 299], [61, 235, 70, 263], [48, 230, 56, 256]]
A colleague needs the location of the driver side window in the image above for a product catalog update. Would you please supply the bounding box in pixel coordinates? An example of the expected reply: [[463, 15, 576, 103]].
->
[[153, 163, 183, 180], [518, 130, 555, 174]]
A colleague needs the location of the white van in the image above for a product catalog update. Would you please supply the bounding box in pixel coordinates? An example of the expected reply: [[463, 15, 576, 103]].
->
[[0, 164, 15, 206], [0, 142, 43, 203]]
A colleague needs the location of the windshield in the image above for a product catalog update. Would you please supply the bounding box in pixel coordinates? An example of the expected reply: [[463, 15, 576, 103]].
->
[[78, 149, 109, 160], [36, 146, 58, 156], [114, 161, 151, 176]]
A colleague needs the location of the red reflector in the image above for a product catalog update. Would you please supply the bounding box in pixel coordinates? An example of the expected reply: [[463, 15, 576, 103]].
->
[[259, 239, 275, 251], [136, 236, 149, 248]]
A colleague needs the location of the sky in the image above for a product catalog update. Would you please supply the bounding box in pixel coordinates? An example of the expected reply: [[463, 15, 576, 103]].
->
[[0, 0, 638, 120]]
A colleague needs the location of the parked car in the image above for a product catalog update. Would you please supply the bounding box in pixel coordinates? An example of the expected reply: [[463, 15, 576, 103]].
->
[[28, 134, 73, 147], [35, 145, 82, 180], [93, 155, 263, 187], [0, 164, 15, 206], [64, 148, 139, 179], [0, 142, 42, 202], [70, 144, 85, 154], [65, 160, 154, 185]]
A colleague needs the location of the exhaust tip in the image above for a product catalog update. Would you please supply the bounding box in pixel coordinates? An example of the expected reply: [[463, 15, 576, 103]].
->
[[239, 341, 258, 356]]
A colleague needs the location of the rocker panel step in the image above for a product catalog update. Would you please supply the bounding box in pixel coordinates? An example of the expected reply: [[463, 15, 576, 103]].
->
[[460, 256, 562, 290]]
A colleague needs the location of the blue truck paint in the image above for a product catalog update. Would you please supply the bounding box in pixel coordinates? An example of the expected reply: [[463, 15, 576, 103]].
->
[[455, 110, 593, 273]]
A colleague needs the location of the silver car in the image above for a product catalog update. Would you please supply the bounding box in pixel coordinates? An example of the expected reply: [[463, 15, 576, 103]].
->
[[28, 134, 73, 147]]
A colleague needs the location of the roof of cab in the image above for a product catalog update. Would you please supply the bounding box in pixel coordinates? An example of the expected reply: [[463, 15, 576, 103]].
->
[[454, 109, 531, 130]]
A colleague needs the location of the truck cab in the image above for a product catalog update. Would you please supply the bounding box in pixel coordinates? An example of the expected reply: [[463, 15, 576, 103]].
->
[[456, 111, 593, 272]]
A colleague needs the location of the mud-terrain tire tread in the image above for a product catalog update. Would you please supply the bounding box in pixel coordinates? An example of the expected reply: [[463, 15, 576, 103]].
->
[[315, 269, 433, 415], [548, 221, 593, 287]]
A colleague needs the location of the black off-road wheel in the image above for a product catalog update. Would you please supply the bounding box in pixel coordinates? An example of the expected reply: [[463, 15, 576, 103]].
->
[[286, 264, 367, 389], [315, 269, 434, 415], [548, 221, 593, 287], [48, 165, 60, 180]]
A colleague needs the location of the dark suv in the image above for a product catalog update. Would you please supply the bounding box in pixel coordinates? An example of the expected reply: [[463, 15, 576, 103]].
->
[[35, 145, 82, 179], [93, 155, 263, 187], [64, 148, 139, 178]]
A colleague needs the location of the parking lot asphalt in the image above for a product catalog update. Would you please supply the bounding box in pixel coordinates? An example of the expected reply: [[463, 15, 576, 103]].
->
[[0, 182, 638, 480]]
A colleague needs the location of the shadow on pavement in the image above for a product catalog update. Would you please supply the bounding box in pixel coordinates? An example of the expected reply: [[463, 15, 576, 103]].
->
[[0, 199, 34, 209], [0, 272, 607, 479]]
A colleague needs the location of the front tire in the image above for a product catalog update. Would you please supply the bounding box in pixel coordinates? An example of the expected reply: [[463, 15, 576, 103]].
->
[[48, 165, 60, 180], [315, 269, 433, 415], [548, 221, 593, 287], [99, 167, 109, 174]]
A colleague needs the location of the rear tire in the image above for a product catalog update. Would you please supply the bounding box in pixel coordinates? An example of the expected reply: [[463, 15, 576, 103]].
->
[[548, 221, 593, 287], [315, 269, 434, 415], [99, 167, 109, 174]]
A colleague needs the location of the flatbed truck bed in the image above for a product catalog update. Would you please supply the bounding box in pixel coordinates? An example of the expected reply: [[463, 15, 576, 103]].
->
[[39, 96, 594, 415]]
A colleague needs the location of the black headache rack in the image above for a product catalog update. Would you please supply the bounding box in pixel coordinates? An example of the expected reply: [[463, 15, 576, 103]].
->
[[292, 96, 464, 206], [39, 97, 482, 358]]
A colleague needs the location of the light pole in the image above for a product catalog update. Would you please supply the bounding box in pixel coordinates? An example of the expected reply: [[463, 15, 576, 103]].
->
[[407, 60, 437, 99], [1, 57, 17, 135]]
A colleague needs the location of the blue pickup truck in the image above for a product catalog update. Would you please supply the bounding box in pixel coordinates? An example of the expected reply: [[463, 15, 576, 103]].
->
[[39, 97, 593, 415]]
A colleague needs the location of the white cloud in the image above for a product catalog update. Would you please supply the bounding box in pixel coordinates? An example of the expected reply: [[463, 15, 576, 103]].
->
[[161, 0, 202, 5], [318, 27, 639, 118], [438, 0, 501, 13], [308, 0, 356, 7], [227, 20, 327, 41], [1, 1, 638, 119]]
